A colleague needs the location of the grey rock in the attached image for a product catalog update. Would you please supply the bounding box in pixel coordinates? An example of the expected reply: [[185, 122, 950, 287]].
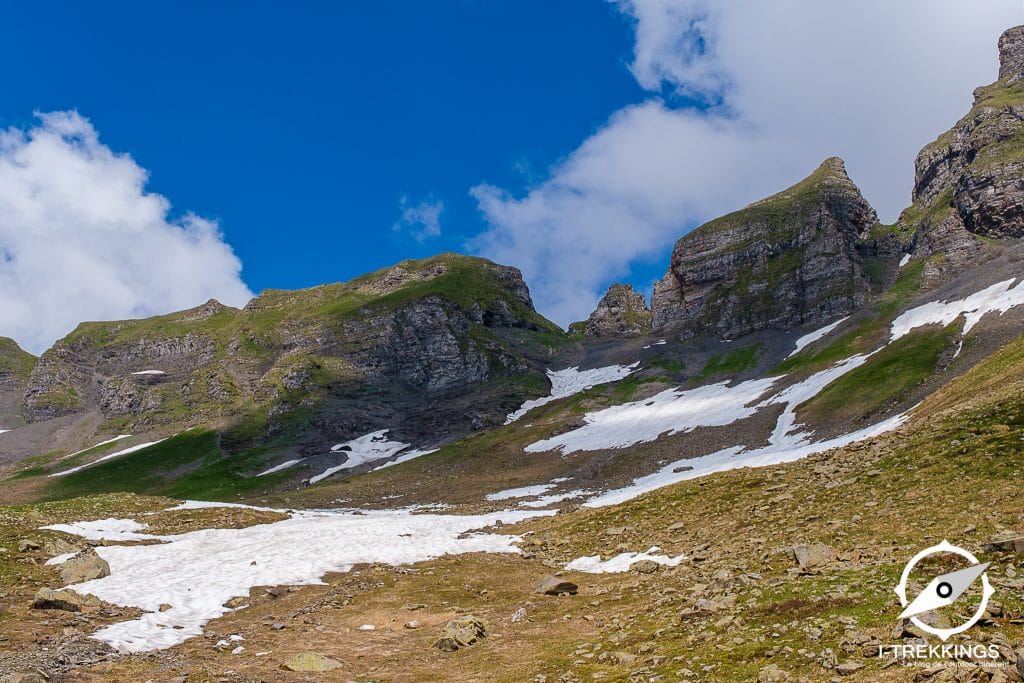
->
[[535, 576, 579, 596], [757, 664, 791, 682], [31, 588, 100, 612], [652, 157, 883, 339], [58, 549, 110, 585], [16, 539, 39, 553], [581, 284, 652, 338], [434, 615, 489, 651], [792, 542, 831, 570]]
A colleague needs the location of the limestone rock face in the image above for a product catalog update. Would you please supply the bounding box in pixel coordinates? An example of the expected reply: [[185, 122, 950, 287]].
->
[[905, 24, 1024, 270], [651, 158, 882, 339], [999, 25, 1024, 82], [583, 284, 652, 338]]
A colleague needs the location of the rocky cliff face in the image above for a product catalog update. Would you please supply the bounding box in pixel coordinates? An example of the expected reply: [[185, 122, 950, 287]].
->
[[902, 25, 1024, 279], [651, 158, 885, 339], [19, 254, 560, 449], [0, 338, 35, 427], [581, 284, 652, 338]]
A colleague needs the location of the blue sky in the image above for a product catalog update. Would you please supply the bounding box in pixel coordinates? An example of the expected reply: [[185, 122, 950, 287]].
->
[[0, 1, 648, 294], [1, 1, 1022, 353]]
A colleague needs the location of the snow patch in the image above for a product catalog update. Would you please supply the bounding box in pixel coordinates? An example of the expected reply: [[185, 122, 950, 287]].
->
[[48, 507, 552, 652], [49, 440, 165, 477], [525, 376, 778, 455], [59, 435, 132, 461], [486, 484, 556, 501], [371, 448, 439, 471], [787, 317, 849, 358], [312, 430, 414, 483], [519, 490, 592, 508], [890, 278, 1024, 341], [43, 518, 160, 542], [899, 254, 911, 268], [566, 546, 686, 573], [585, 413, 906, 507], [131, 370, 165, 376], [45, 552, 79, 566], [257, 459, 304, 477], [505, 363, 638, 424]]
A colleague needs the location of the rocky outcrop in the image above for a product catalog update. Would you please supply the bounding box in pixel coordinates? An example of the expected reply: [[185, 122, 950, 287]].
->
[[903, 25, 1024, 271], [652, 158, 882, 339], [582, 284, 652, 338], [16, 254, 557, 459], [0, 338, 35, 426]]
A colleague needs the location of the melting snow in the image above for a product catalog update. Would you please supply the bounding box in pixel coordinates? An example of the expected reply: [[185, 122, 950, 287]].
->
[[311, 430, 415, 483], [787, 317, 849, 358], [566, 546, 686, 573], [45, 552, 78, 566], [899, 254, 911, 268], [59, 435, 132, 461], [371, 448, 439, 470], [49, 440, 165, 477], [642, 340, 667, 349], [519, 490, 591, 508], [890, 278, 1024, 340], [0, 429, 7, 434], [43, 518, 161, 542], [585, 413, 906, 508], [525, 377, 778, 455], [46, 506, 551, 652], [257, 459, 304, 477], [485, 483, 556, 501], [505, 363, 638, 424], [131, 370, 166, 376]]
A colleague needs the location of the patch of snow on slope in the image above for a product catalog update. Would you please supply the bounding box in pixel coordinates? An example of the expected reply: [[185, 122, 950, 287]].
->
[[519, 490, 592, 508], [486, 483, 556, 501], [899, 254, 911, 268], [786, 317, 849, 358], [890, 278, 1024, 341], [257, 459, 304, 477], [566, 546, 686, 573], [47, 507, 551, 652], [585, 413, 907, 508], [505, 363, 639, 424], [59, 435, 132, 461], [0, 429, 7, 434], [131, 370, 165, 376], [43, 518, 161, 542], [525, 377, 778, 455], [372, 448, 439, 471], [45, 552, 78, 566], [311, 430, 413, 484], [49, 440, 165, 477]]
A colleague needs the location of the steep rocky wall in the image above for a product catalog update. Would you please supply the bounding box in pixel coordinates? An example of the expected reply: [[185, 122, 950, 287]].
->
[[651, 157, 883, 339]]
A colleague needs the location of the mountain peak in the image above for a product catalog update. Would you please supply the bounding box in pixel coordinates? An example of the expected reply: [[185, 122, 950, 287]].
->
[[999, 25, 1024, 82]]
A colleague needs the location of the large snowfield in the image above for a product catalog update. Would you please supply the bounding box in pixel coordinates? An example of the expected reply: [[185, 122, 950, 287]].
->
[[45, 506, 552, 652]]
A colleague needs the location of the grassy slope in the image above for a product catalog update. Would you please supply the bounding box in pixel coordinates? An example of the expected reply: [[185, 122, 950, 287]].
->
[[0, 337, 36, 381]]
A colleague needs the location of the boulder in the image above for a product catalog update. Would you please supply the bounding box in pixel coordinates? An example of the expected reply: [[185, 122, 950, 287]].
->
[[58, 548, 110, 584], [535, 576, 578, 596], [792, 542, 831, 570], [434, 615, 489, 652], [31, 588, 100, 612], [983, 533, 1024, 554]]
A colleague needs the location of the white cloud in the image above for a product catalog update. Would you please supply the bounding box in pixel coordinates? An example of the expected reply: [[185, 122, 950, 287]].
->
[[470, 1, 1024, 327], [0, 111, 253, 354], [394, 196, 443, 242]]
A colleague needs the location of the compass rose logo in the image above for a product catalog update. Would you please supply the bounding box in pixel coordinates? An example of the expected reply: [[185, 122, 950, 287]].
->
[[894, 540, 994, 641]]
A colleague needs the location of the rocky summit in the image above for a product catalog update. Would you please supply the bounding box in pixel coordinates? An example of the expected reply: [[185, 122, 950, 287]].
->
[[7, 23, 1024, 683], [650, 157, 890, 340]]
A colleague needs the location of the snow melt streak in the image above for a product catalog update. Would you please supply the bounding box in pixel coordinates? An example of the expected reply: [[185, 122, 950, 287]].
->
[[49, 507, 550, 652], [505, 363, 638, 424]]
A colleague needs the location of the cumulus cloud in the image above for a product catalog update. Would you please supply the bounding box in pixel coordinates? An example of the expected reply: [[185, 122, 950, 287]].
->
[[470, 0, 1024, 327], [0, 111, 253, 354], [394, 196, 443, 242]]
